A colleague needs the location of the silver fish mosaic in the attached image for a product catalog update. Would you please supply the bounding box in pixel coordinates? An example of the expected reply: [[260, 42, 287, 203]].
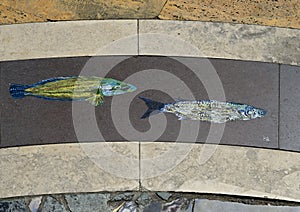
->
[[139, 97, 267, 123]]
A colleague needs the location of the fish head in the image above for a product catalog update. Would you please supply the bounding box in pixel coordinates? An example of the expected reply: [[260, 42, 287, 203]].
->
[[239, 105, 267, 120], [101, 78, 136, 96]]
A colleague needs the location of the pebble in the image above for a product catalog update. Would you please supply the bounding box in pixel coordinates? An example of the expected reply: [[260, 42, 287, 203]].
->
[[156, 192, 172, 201]]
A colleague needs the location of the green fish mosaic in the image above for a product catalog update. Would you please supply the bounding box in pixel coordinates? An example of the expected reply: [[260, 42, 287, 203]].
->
[[10, 76, 136, 106]]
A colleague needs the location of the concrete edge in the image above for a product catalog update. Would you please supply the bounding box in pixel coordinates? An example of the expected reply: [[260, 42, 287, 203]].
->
[[0, 20, 300, 66], [140, 142, 300, 203], [0, 142, 299, 202], [139, 20, 300, 66], [0, 20, 138, 61], [0, 142, 140, 199]]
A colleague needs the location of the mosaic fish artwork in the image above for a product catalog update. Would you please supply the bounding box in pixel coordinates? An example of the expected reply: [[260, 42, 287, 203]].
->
[[9, 76, 136, 106], [139, 97, 266, 123]]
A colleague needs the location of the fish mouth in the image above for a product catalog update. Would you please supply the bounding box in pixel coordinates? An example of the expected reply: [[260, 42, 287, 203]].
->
[[125, 84, 137, 92], [260, 109, 267, 116]]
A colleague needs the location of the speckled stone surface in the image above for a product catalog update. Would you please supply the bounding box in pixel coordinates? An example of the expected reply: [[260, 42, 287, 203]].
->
[[140, 142, 300, 202], [0, 143, 299, 201], [159, 0, 300, 29], [0, 143, 139, 199], [280, 65, 300, 152], [139, 20, 300, 66], [0, 0, 167, 24], [0, 20, 137, 61], [0, 3, 44, 25], [1, 0, 300, 30]]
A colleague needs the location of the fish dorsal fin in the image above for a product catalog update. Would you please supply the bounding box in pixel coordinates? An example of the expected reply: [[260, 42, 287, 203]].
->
[[30, 76, 77, 87]]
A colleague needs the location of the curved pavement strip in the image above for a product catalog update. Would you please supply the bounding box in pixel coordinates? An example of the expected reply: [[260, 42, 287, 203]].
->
[[0, 142, 139, 199], [0, 20, 299, 203], [140, 142, 300, 203], [0, 20, 138, 61], [139, 20, 300, 66], [0, 142, 299, 202], [0, 20, 299, 65]]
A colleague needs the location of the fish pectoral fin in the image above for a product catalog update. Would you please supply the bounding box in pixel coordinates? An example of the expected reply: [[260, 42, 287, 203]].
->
[[86, 94, 104, 106]]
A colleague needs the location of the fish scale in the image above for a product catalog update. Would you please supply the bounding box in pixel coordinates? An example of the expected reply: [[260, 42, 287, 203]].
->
[[27, 78, 101, 99], [165, 100, 252, 122]]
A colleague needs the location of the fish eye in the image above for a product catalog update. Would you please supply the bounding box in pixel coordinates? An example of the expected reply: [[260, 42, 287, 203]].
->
[[245, 110, 251, 116], [114, 85, 121, 89]]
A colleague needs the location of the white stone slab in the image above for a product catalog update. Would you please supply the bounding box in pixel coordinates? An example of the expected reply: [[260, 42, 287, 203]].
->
[[140, 142, 300, 202], [139, 20, 300, 66], [0, 142, 139, 199], [0, 20, 137, 61]]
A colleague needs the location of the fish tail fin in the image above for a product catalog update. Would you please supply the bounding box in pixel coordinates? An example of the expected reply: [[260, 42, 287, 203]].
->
[[139, 96, 165, 119], [9, 84, 30, 98]]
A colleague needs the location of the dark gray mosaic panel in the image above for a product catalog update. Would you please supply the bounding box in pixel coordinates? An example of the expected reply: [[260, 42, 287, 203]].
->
[[105, 57, 279, 148], [280, 65, 300, 152], [0, 57, 88, 147], [208, 59, 278, 148], [0, 56, 278, 149]]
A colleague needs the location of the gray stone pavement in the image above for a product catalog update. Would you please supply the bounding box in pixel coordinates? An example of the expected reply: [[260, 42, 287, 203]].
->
[[280, 65, 300, 151], [0, 20, 300, 209], [0, 192, 299, 212], [1, 20, 300, 66]]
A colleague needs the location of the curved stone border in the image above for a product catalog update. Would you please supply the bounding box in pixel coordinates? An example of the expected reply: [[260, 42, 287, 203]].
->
[[0, 142, 299, 202], [1, 20, 300, 66], [0, 142, 139, 199], [0, 20, 138, 61], [139, 20, 300, 66], [140, 142, 300, 203]]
